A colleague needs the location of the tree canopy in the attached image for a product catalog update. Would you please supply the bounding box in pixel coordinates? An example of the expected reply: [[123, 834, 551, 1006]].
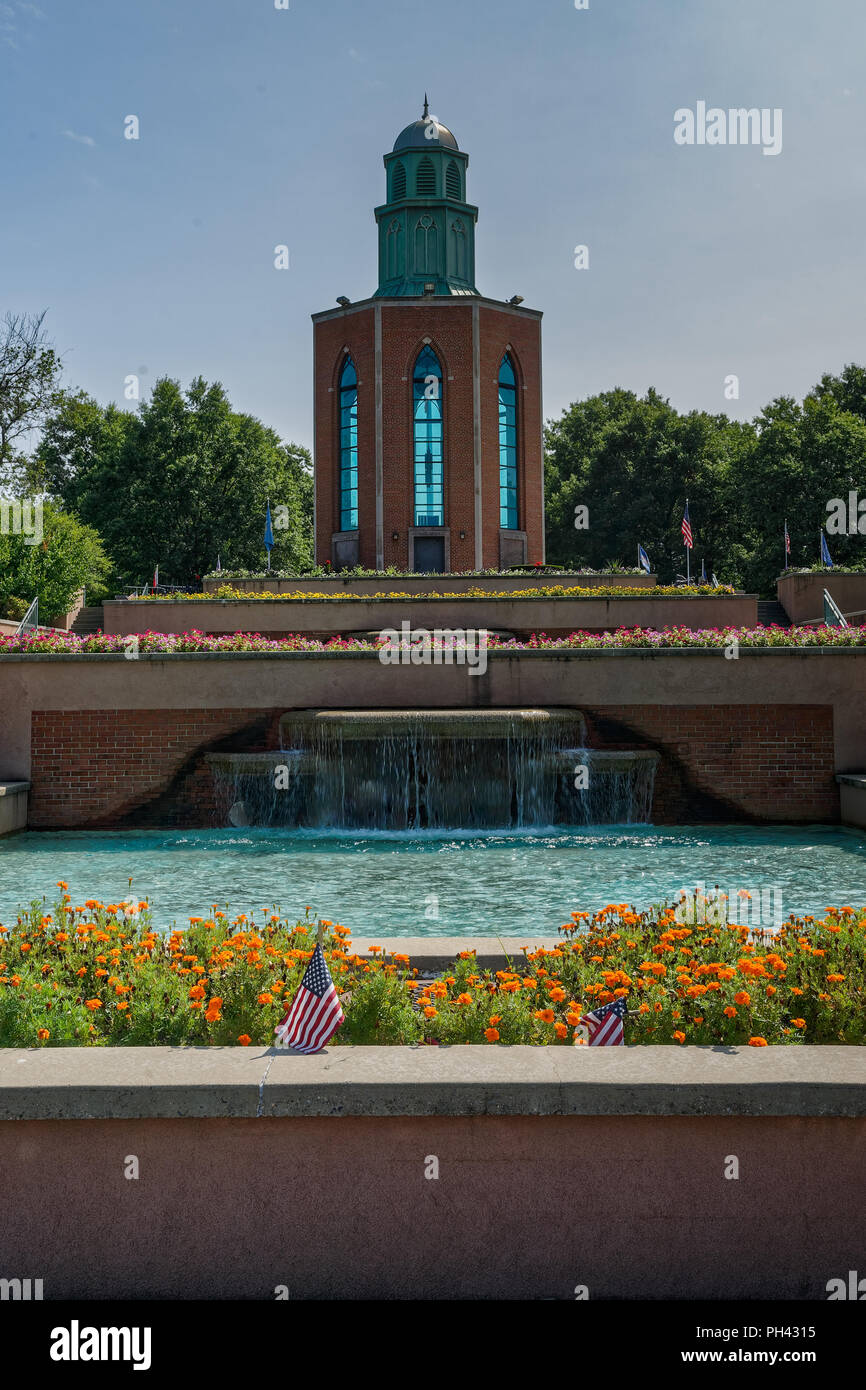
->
[[544, 366, 866, 593], [30, 376, 313, 586]]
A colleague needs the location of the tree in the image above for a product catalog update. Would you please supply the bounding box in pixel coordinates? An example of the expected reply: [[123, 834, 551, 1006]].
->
[[0, 500, 110, 621], [0, 311, 62, 487], [730, 391, 866, 593], [544, 388, 752, 583], [32, 377, 314, 584]]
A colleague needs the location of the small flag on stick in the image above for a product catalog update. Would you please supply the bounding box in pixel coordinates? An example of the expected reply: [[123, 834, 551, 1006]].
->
[[821, 532, 833, 568], [264, 500, 275, 572], [578, 996, 628, 1046], [784, 519, 790, 570], [274, 941, 344, 1054], [637, 543, 651, 574]]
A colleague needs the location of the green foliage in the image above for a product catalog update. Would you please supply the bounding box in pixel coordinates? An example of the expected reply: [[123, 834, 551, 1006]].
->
[[544, 388, 754, 585], [544, 366, 866, 596], [0, 499, 110, 620], [31, 377, 313, 586], [0, 311, 62, 485]]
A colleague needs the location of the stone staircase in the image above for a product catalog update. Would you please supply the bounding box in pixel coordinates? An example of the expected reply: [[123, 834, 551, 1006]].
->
[[757, 599, 791, 628], [71, 605, 104, 636]]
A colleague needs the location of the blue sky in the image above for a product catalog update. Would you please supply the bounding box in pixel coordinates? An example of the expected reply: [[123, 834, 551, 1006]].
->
[[2, 0, 864, 451]]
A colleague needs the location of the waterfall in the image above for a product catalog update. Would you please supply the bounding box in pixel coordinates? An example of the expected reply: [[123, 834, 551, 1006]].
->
[[206, 711, 658, 830]]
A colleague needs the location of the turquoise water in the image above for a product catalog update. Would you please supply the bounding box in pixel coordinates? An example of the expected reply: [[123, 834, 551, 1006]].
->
[[0, 825, 865, 936]]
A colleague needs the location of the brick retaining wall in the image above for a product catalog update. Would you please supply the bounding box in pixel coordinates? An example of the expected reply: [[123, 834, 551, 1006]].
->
[[27, 702, 837, 828]]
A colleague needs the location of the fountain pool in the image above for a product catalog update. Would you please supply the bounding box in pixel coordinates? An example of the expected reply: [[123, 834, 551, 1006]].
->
[[1, 824, 864, 937]]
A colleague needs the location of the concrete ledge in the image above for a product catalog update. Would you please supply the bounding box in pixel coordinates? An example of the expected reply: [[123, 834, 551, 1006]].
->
[[0, 780, 28, 836], [1, 1045, 863, 1121], [837, 773, 866, 830]]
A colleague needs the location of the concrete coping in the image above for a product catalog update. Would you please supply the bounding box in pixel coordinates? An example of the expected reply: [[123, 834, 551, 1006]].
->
[[0, 782, 30, 795], [3, 647, 866, 663], [836, 774, 866, 788], [0, 1046, 863, 1120], [105, 592, 754, 605]]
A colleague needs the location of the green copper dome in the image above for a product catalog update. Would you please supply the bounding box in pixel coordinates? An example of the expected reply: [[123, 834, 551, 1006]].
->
[[393, 118, 459, 151], [374, 100, 479, 298]]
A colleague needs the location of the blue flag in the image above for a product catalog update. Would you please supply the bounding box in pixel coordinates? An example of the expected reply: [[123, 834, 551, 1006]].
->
[[264, 502, 275, 552], [821, 532, 833, 568], [637, 544, 651, 574]]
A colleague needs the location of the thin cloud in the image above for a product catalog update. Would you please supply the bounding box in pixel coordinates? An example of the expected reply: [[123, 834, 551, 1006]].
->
[[63, 129, 97, 147]]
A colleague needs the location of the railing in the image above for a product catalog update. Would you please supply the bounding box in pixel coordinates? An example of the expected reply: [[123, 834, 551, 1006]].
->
[[16, 596, 38, 635]]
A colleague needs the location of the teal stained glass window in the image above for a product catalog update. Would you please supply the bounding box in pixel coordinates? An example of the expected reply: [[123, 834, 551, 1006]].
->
[[413, 347, 443, 527], [339, 356, 358, 531], [499, 354, 518, 529]]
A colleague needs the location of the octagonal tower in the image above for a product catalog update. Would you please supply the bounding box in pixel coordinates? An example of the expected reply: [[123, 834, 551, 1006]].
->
[[313, 102, 544, 573]]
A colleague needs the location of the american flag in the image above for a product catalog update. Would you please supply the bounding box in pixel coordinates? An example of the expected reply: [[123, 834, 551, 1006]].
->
[[578, 997, 628, 1046], [274, 944, 344, 1054], [784, 520, 790, 555], [681, 502, 693, 550]]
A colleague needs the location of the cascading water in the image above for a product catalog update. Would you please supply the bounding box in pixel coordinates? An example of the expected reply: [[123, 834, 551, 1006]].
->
[[206, 710, 658, 830]]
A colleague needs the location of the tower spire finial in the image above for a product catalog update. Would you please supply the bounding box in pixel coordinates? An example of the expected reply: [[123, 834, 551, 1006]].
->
[[423, 93, 429, 119]]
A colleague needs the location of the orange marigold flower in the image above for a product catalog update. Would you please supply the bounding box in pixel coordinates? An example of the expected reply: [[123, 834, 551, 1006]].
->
[[456, 992, 472, 1006], [534, 1009, 555, 1024], [423, 1006, 437, 1019], [723, 1005, 737, 1018], [748, 1037, 768, 1046], [258, 992, 274, 1005], [673, 1030, 686, 1044], [733, 991, 751, 1006], [237, 1034, 252, 1046], [188, 984, 205, 1000], [554, 1022, 568, 1038], [37, 1028, 49, 1041], [484, 1027, 500, 1042], [791, 1018, 806, 1029], [116, 1002, 129, 1011], [84, 998, 102, 1010]]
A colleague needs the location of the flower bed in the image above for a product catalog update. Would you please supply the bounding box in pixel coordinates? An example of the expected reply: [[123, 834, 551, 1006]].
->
[[130, 583, 733, 601], [1, 889, 863, 1047], [1, 624, 865, 656]]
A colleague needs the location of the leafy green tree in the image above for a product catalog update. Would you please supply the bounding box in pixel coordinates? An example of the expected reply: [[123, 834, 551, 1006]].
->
[[730, 392, 866, 593], [544, 388, 753, 583], [0, 311, 62, 487], [32, 377, 313, 585], [0, 500, 110, 621]]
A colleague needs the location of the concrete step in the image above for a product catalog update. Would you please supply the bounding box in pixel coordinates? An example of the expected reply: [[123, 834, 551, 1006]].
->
[[71, 605, 104, 635], [757, 600, 790, 628]]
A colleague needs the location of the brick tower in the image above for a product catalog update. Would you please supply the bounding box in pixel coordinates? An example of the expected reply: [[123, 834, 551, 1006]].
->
[[313, 101, 544, 573]]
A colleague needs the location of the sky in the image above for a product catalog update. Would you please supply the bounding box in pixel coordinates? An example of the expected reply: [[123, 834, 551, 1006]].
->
[[2, 0, 865, 453]]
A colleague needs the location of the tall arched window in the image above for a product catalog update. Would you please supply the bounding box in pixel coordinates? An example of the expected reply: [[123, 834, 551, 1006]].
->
[[338, 356, 358, 531], [449, 219, 467, 281], [413, 347, 443, 527], [498, 354, 518, 529], [414, 215, 437, 275], [392, 161, 406, 201], [385, 219, 402, 281]]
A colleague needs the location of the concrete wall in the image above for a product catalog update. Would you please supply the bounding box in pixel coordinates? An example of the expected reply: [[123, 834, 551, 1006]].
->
[[838, 775, 866, 830], [0, 1046, 863, 1300], [0, 781, 28, 836], [1, 648, 863, 826], [201, 572, 659, 596], [778, 571, 866, 624], [103, 593, 758, 637]]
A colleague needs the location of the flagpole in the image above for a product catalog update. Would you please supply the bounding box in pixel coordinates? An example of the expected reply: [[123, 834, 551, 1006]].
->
[[784, 520, 787, 573], [685, 498, 690, 584]]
